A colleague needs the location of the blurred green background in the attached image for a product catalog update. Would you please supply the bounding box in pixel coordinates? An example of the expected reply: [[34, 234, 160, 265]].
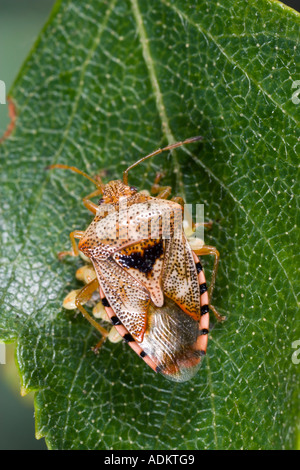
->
[[0, 0, 54, 450], [0, 0, 55, 134], [0, 0, 298, 452]]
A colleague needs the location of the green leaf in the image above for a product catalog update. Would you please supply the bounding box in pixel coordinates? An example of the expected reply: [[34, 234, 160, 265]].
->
[[0, 0, 299, 450]]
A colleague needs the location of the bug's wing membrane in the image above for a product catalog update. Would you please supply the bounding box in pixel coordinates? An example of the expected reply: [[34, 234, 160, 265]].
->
[[162, 233, 201, 322], [92, 257, 150, 341], [140, 298, 202, 382]]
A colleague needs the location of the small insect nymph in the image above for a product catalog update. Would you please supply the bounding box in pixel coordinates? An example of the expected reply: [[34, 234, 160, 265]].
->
[[48, 137, 225, 382]]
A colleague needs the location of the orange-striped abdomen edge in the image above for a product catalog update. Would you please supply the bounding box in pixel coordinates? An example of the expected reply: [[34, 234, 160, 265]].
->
[[160, 252, 210, 379], [193, 252, 210, 355]]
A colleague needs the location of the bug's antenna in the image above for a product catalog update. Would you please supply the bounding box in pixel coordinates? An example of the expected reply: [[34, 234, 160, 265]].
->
[[47, 164, 104, 192], [123, 136, 203, 186]]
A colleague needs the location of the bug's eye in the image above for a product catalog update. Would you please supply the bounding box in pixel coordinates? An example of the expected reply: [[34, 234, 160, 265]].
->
[[98, 198, 104, 205], [130, 186, 138, 192]]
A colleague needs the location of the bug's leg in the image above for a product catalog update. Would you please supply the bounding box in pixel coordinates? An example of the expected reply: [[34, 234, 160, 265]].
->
[[75, 278, 110, 346], [92, 327, 122, 352], [151, 172, 184, 205], [92, 337, 106, 352], [47, 164, 104, 214], [193, 245, 226, 322], [193, 220, 213, 230], [58, 230, 85, 259], [171, 196, 185, 207], [150, 172, 172, 199], [82, 188, 103, 215], [209, 304, 225, 323]]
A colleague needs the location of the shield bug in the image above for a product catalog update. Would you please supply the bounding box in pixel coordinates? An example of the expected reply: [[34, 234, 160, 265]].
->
[[48, 137, 225, 382]]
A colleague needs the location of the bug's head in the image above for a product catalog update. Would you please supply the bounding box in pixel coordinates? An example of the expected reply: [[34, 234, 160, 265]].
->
[[99, 180, 138, 205]]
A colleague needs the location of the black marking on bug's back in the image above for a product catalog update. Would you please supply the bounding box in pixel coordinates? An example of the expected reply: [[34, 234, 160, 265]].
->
[[140, 350, 147, 358], [118, 240, 164, 275]]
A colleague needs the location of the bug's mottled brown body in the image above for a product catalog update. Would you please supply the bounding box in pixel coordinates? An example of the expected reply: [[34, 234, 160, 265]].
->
[[49, 137, 224, 382]]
